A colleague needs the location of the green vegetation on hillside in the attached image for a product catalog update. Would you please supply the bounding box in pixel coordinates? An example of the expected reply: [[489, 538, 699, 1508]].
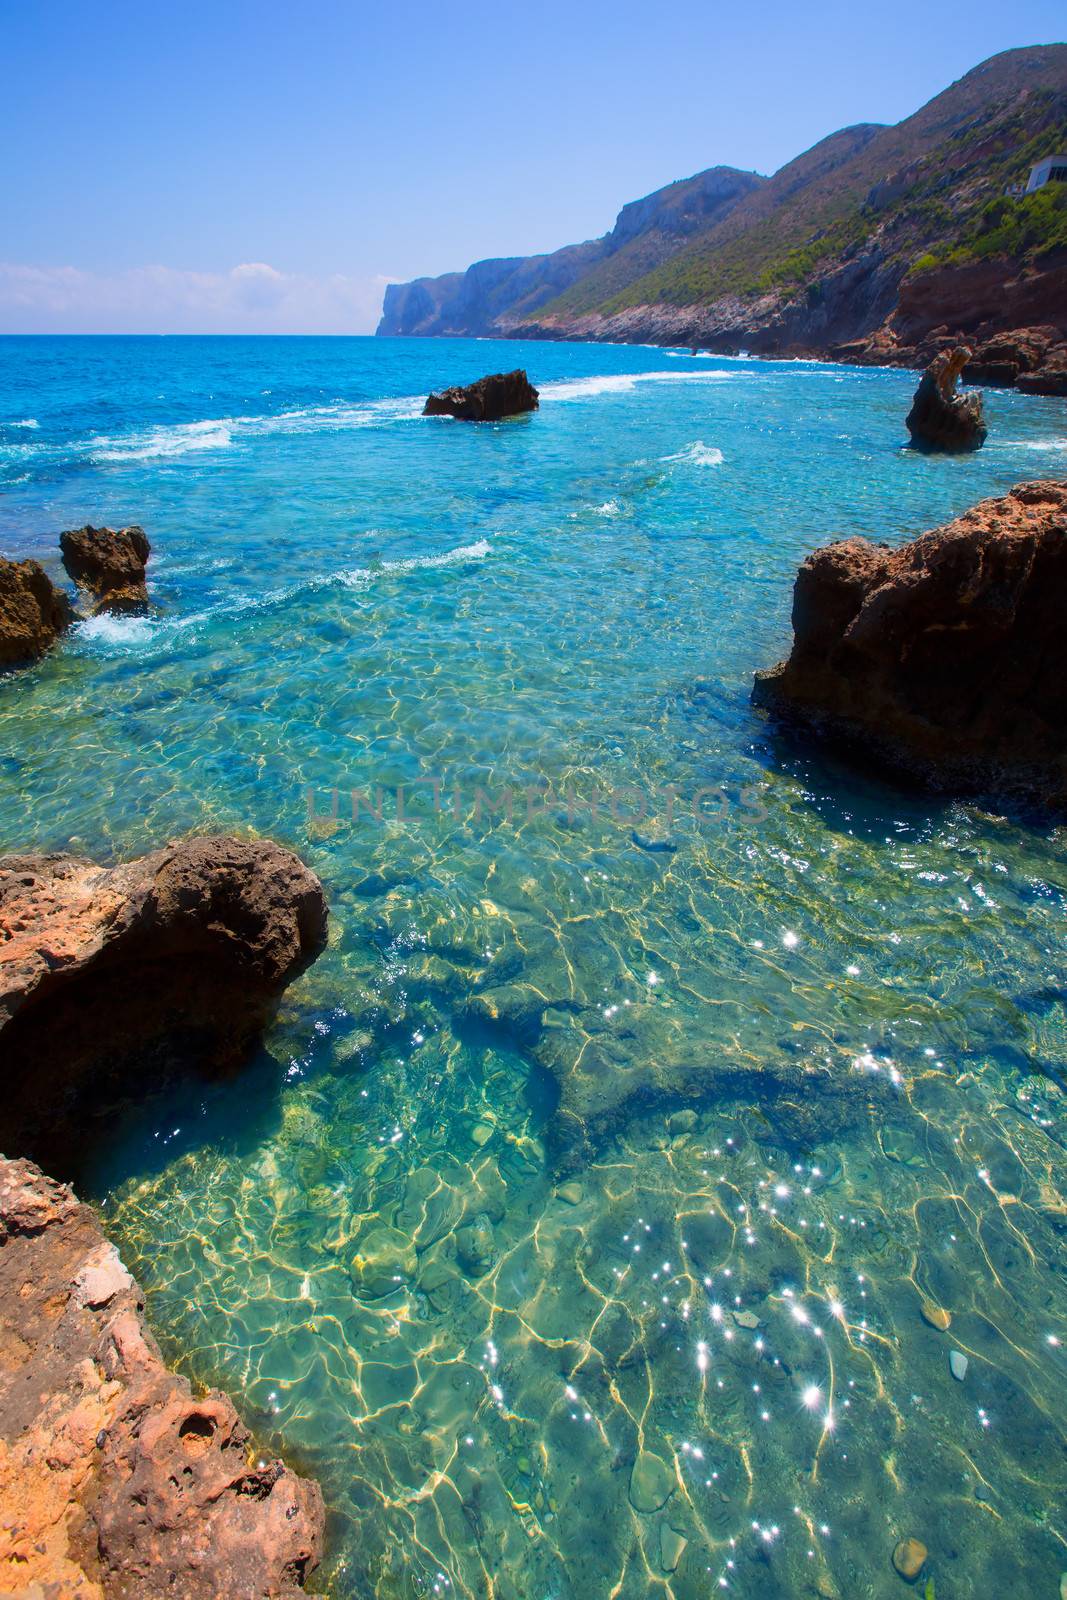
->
[[911, 182, 1067, 274], [534, 63, 1067, 321]]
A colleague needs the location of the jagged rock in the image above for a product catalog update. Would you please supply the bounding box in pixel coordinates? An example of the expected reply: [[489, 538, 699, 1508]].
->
[[1017, 353, 1067, 397], [0, 557, 73, 666], [60, 524, 153, 615], [905, 347, 987, 452], [423, 370, 539, 422], [753, 480, 1067, 809], [0, 835, 328, 1172], [963, 325, 1061, 388], [0, 1155, 323, 1597]]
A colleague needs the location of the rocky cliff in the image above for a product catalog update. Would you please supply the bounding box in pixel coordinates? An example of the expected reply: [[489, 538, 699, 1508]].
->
[[377, 165, 764, 337], [378, 45, 1067, 381]]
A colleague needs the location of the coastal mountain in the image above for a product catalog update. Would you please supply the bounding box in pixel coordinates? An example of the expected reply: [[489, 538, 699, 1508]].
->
[[378, 45, 1067, 368], [377, 164, 764, 337]]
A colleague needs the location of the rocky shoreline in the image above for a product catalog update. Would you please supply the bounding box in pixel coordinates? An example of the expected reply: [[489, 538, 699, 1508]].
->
[[0, 1156, 324, 1598], [493, 242, 1067, 396], [0, 836, 330, 1596]]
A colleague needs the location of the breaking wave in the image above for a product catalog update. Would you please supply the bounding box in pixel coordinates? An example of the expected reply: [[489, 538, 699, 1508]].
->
[[72, 540, 492, 656], [660, 441, 725, 467], [538, 370, 739, 402]]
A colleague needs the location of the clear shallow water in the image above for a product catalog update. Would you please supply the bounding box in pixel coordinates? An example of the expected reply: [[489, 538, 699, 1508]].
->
[[2, 335, 1067, 1597]]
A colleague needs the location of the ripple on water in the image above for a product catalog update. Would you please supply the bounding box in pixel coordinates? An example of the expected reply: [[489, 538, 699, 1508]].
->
[[1, 338, 1065, 1598]]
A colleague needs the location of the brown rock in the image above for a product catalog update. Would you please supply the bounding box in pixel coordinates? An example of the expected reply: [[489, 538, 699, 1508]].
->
[[753, 480, 1067, 810], [892, 1537, 927, 1580], [60, 524, 152, 615], [0, 558, 73, 666], [0, 1155, 323, 1597], [905, 347, 987, 452], [1017, 355, 1067, 397], [423, 369, 539, 421], [920, 1300, 951, 1331], [0, 835, 328, 1172]]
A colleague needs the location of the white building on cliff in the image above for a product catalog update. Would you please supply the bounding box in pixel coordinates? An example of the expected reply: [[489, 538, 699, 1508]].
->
[[1025, 155, 1067, 193]]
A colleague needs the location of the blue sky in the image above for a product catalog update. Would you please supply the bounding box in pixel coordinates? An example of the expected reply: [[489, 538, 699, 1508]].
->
[[2, 0, 1064, 332]]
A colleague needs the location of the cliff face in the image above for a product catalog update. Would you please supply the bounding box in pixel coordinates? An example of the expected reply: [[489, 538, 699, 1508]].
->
[[378, 45, 1067, 368], [376, 165, 764, 336]]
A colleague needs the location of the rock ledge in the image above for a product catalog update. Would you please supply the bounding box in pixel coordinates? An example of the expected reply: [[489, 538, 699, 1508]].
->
[[0, 1155, 324, 1597]]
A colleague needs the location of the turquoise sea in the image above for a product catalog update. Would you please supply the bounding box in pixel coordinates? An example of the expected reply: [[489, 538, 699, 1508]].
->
[[2, 334, 1067, 1598]]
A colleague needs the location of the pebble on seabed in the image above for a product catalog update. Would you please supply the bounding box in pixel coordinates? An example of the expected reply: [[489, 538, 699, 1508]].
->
[[949, 1350, 969, 1381], [659, 1525, 687, 1573], [920, 1300, 951, 1331], [892, 1537, 928, 1579], [629, 1449, 674, 1513]]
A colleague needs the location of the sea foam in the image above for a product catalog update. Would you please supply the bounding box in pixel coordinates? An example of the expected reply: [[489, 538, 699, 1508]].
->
[[539, 370, 738, 402], [86, 395, 425, 465], [72, 539, 491, 656], [660, 441, 724, 467]]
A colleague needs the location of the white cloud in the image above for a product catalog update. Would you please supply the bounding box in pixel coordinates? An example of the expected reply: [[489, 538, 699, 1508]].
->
[[0, 261, 393, 334]]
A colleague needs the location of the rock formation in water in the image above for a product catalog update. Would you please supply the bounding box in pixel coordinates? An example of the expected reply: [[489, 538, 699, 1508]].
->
[[753, 479, 1067, 809], [0, 557, 73, 666], [60, 524, 153, 615], [905, 347, 987, 452], [0, 1155, 324, 1597], [423, 369, 539, 421], [0, 835, 329, 1171]]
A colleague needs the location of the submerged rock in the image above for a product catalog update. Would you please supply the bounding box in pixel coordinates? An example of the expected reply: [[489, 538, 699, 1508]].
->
[[0, 557, 73, 666], [455, 1212, 496, 1277], [892, 1537, 927, 1579], [753, 480, 1067, 810], [555, 1180, 583, 1206], [423, 369, 539, 422], [659, 1524, 687, 1572], [920, 1300, 951, 1332], [349, 1225, 417, 1299], [0, 835, 328, 1172], [905, 347, 987, 452], [628, 1448, 674, 1513], [949, 1349, 969, 1381], [465, 973, 888, 1175], [0, 1155, 324, 1596], [60, 523, 153, 614]]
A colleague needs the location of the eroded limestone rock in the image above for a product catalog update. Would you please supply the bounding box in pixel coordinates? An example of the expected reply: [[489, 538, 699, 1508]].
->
[[0, 1156, 323, 1597], [754, 480, 1067, 809], [905, 346, 987, 452], [0, 835, 328, 1172], [60, 524, 153, 614], [0, 557, 73, 666]]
